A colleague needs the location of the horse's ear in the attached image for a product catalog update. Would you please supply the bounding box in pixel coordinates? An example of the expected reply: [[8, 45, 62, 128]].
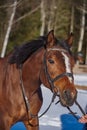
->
[[46, 30, 55, 48], [65, 32, 74, 48]]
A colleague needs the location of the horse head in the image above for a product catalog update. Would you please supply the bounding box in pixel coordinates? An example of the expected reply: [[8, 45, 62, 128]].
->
[[40, 30, 77, 107]]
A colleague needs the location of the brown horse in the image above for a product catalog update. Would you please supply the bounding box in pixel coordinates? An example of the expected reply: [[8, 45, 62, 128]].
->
[[0, 30, 77, 130]]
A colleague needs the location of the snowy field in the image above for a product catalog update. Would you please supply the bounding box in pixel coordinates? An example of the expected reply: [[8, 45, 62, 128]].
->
[[11, 74, 87, 130]]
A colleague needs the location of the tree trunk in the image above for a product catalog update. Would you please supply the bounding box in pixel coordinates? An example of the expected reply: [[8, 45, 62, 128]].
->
[[1, 0, 17, 58], [48, 0, 57, 32], [70, 6, 74, 33], [76, 0, 86, 65], [85, 44, 87, 64], [40, 0, 46, 36], [77, 0, 86, 53]]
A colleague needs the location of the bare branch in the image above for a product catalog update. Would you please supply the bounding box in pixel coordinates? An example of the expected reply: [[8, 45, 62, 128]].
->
[[13, 5, 40, 24]]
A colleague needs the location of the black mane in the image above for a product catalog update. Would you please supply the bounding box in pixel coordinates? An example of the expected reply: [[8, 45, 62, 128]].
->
[[9, 36, 71, 67], [9, 36, 46, 67]]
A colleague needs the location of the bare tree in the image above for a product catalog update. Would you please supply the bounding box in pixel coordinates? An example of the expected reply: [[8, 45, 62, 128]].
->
[[86, 44, 87, 64], [1, 0, 17, 58], [40, 0, 46, 36], [70, 5, 74, 33], [47, 0, 57, 32], [77, 0, 86, 53], [40, 0, 57, 36]]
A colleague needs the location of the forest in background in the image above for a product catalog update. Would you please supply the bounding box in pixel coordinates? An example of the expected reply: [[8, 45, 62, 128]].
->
[[0, 0, 87, 63]]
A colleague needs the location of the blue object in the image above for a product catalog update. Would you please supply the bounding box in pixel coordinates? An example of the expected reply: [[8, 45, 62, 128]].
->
[[11, 122, 26, 130]]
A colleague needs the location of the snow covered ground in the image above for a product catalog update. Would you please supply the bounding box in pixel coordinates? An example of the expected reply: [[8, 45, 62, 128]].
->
[[11, 74, 87, 130]]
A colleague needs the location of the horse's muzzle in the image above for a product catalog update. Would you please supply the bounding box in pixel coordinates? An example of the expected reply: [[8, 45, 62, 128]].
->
[[60, 89, 77, 107]]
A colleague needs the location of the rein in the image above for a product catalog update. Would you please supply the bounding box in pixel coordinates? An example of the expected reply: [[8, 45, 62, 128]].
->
[[19, 65, 29, 111], [55, 97, 86, 120]]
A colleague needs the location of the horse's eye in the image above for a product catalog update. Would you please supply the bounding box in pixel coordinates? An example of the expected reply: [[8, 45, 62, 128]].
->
[[48, 59, 54, 64]]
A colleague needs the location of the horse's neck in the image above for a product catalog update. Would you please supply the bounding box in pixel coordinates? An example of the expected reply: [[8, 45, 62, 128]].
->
[[22, 48, 45, 94]]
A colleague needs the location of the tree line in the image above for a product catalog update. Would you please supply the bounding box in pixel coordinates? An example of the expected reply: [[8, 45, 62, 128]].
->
[[0, 0, 87, 63]]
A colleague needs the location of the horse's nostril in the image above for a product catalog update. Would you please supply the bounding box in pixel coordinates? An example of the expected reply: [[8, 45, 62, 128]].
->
[[63, 90, 67, 94]]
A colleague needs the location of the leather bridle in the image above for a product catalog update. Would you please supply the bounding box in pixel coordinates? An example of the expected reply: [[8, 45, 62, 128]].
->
[[43, 50, 85, 120], [43, 51, 74, 94], [19, 49, 86, 126]]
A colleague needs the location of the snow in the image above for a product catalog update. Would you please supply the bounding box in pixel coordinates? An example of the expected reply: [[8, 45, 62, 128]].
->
[[11, 74, 87, 130], [74, 74, 87, 86]]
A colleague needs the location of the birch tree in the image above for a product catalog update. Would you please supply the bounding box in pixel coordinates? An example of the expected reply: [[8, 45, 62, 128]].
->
[[40, 0, 57, 36], [86, 44, 87, 64], [1, 0, 17, 58], [70, 5, 74, 33], [47, 0, 57, 32], [40, 0, 46, 36], [77, 0, 86, 53]]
